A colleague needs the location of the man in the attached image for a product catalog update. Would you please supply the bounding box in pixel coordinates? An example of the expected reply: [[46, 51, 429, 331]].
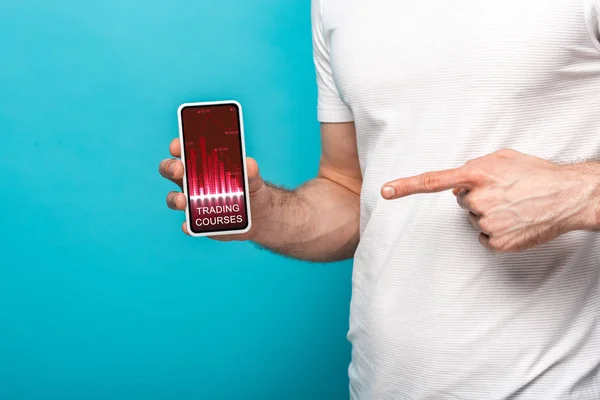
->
[[160, 0, 600, 398]]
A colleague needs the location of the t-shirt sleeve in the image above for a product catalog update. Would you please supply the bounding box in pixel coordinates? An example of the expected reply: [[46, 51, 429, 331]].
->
[[311, 0, 354, 123], [585, 0, 600, 51]]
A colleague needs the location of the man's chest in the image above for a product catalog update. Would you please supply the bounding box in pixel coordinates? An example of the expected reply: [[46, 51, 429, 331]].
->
[[323, 0, 598, 109]]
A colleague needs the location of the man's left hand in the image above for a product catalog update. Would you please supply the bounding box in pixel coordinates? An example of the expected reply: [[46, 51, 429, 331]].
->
[[381, 149, 599, 252]]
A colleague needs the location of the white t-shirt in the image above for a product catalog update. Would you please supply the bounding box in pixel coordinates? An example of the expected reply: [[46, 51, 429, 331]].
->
[[312, 0, 600, 398]]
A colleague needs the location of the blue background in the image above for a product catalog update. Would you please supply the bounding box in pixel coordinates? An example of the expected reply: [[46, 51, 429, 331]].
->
[[0, 1, 352, 399]]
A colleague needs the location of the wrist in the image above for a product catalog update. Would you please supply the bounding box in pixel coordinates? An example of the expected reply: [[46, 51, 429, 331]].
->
[[244, 183, 273, 243], [565, 163, 600, 231], [245, 181, 291, 244]]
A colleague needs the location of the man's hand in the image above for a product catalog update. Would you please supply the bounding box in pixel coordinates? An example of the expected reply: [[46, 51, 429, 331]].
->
[[381, 149, 600, 253], [157, 121, 361, 262], [158, 138, 267, 241]]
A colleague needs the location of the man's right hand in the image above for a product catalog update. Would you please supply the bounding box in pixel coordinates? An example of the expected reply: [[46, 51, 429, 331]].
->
[[158, 138, 268, 241]]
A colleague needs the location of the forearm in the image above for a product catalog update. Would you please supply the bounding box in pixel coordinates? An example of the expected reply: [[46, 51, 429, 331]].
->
[[250, 178, 360, 262]]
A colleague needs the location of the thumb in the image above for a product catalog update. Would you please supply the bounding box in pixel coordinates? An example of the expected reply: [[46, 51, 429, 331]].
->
[[246, 157, 264, 193]]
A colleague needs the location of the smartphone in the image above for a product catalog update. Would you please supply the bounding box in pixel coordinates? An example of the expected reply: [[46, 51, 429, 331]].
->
[[177, 100, 251, 237]]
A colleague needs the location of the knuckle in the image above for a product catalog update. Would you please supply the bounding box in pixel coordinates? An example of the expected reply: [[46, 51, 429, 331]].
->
[[467, 194, 486, 213], [159, 160, 167, 174], [478, 218, 490, 232], [392, 180, 408, 197], [171, 160, 182, 174], [488, 237, 509, 252], [466, 195, 480, 211], [495, 148, 515, 159], [399, 181, 410, 196], [166, 192, 178, 208], [160, 159, 174, 176], [487, 238, 502, 251], [421, 173, 439, 192], [464, 158, 482, 169], [465, 169, 483, 185]]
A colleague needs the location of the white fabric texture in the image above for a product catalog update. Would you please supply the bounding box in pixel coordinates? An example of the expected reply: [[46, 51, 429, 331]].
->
[[312, 0, 600, 399]]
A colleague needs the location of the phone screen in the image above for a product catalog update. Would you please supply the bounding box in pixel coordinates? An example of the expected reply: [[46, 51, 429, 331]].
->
[[180, 103, 249, 234]]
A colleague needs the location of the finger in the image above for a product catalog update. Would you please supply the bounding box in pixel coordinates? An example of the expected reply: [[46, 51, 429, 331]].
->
[[166, 191, 187, 210], [478, 232, 492, 250], [452, 187, 462, 196], [246, 157, 264, 193], [181, 221, 190, 236], [382, 167, 473, 199], [456, 189, 474, 213], [159, 158, 184, 188], [467, 212, 488, 233], [170, 138, 181, 157]]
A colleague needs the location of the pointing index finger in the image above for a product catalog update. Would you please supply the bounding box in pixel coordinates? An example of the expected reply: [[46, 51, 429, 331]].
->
[[382, 167, 474, 199]]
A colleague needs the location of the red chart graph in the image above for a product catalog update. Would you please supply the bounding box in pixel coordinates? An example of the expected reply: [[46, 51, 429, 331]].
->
[[187, 137, 244, 199]]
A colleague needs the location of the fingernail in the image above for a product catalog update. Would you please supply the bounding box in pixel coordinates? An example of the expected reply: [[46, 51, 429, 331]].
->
[[169, 162, 175, 176], [382, 186, 395, 199]]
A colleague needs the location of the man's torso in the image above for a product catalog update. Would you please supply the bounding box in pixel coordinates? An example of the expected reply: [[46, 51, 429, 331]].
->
[[319, 0, 600, 398]]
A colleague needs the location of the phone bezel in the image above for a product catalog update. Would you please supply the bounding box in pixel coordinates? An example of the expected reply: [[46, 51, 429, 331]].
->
[[177, 100, 252, 237]]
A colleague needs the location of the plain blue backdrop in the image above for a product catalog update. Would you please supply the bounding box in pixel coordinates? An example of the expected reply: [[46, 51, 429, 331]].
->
[[0, 1, 352, 398]]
